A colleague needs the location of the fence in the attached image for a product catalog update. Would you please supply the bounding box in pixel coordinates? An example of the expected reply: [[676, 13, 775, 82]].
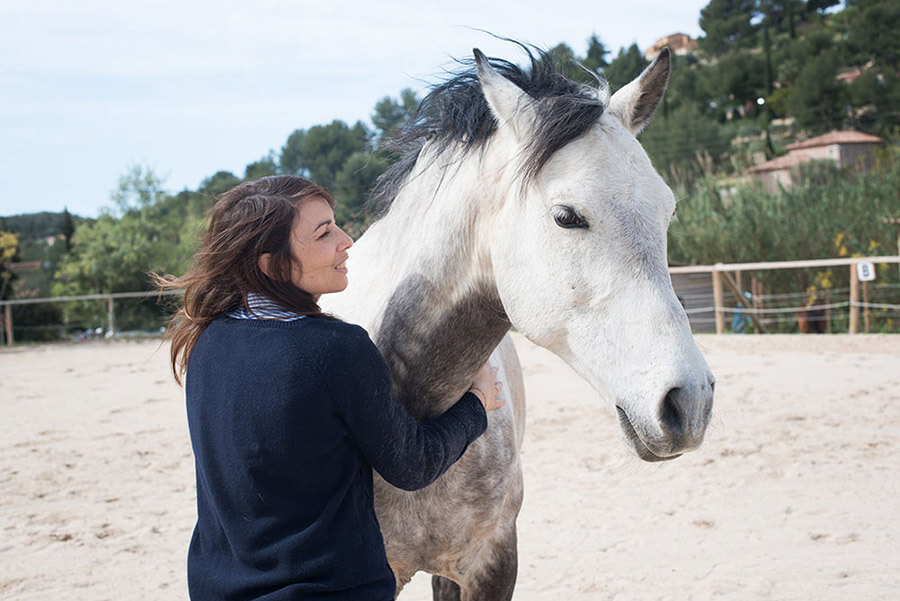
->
[[2, 256, 899, 345], [669, 255, 900, 334], [0, 290, 183, 345]]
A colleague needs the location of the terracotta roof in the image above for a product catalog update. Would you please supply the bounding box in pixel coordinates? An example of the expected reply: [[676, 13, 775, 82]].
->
[[786, 130, 883, 150], [645, 33, 697, 58], [747, 154, 807, 173], [836, 70, 861, 84]]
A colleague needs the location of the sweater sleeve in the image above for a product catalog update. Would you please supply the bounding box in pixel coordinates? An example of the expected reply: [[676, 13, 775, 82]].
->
[[316, 324, 488, 491]]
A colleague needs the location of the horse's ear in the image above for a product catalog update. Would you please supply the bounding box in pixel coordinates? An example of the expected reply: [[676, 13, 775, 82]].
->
[[608, 47, 671, 135], [474, 48, 535, 139]]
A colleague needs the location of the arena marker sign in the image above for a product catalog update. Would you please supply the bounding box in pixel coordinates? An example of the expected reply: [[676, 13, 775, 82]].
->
[[856, 262, 876, 282]]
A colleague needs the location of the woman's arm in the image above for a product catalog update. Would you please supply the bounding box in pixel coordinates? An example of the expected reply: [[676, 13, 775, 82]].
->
[[317, 325, 493, 491]]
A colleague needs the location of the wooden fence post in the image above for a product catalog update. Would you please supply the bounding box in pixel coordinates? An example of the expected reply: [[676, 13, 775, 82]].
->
[[712, 268, 725, 334], [863, 280, 870, 334], [107, 296, 116, 337], [849, 264, 859, 335], [759, 281, 766, 330], [3, 304, 11, 346]]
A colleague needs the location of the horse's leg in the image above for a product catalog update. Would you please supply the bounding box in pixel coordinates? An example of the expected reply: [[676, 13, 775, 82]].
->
[[456, 526, 518, 601], [431, 575, 461, 601]]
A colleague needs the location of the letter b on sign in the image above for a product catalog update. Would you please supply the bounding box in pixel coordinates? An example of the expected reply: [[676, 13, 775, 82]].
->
[[856, 262, 876, 282]]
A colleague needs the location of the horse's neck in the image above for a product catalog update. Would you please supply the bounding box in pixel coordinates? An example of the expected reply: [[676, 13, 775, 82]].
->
[[332, 152, 511, 419], [372, 273, 510, 419]]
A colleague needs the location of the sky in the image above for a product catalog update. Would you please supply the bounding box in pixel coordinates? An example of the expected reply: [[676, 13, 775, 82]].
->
[[0, 0, 711, 218]]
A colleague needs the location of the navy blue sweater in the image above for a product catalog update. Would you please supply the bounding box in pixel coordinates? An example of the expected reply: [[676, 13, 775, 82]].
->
[[185, 317, 487, 600]]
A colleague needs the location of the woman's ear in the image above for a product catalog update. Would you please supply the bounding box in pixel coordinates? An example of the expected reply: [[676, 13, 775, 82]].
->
[[258, 253, 273, 279]]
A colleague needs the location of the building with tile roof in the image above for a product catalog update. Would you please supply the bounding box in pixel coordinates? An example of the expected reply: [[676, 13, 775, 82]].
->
[[644, 33, 698, 61], [747, 130, 883, 192]]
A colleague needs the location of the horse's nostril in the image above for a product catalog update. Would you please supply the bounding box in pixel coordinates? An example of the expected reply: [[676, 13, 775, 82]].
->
[[659, 388, 686, 437]]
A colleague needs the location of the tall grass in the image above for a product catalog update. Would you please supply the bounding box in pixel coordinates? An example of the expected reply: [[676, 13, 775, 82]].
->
[[668, 147, 900, 332], [669, 148, 900, 265]]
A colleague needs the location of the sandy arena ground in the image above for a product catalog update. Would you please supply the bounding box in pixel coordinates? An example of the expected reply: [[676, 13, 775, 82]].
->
[[1, 333, 898, 600]]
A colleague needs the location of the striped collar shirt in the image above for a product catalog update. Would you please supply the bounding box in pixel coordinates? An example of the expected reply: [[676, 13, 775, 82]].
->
[[228, 292, 306, 322]]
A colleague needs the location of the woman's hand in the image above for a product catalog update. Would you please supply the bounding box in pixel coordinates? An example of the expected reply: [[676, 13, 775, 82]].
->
[[468, 361, 505, 412]]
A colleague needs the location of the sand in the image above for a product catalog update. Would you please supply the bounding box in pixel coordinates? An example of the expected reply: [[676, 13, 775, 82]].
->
[[1, 333, 898, 600]]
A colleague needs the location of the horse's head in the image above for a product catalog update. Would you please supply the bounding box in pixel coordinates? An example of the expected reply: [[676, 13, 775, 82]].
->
[[476, 48, 714, 461]]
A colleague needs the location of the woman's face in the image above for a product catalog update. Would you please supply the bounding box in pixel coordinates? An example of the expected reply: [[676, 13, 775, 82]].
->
[[286, 197, 353, 300]]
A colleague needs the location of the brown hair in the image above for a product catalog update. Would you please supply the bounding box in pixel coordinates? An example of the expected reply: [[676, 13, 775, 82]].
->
[[155, 175, 336, 385]]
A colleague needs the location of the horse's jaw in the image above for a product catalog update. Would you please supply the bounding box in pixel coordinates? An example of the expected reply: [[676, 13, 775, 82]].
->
[[510, 292, 714, 463], [586, 348, 714, 462]]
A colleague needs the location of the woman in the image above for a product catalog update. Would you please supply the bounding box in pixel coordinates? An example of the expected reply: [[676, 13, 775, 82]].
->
[[157, 175, 503, 601]]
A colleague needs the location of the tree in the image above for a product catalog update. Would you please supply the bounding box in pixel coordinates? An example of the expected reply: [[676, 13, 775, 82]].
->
[[807, 0, 839, 13], [755, 0, 805, 93], [663, 54, 706, 115], [849, 68, 900, 133], [53, 167, 184, 294], [280, 129, 307, 176], [244, 154, 279, 180], [277, 121, 371, 191], [52, 167, 202, 331], [772, 27, 832, 92], [199, 171, 242, 202], [699, 0, 759, 55], [0, 231, 18, 301], [583, 34, 611, 72], [371, 88, 419, 141], [547, 43, 581, 80], [704, 51, 768, 111], [109, 165, 168, 217], [844, 0, 900, 72], [1, 211, 85, 240], [758, 0, 806, 38], [332, 152, 390, 234], [603, 44, 650, 91], [61, 207, 75, 252], [292, 120, 370, 191], [539, 37, 612, 86], [785, 52, 845, 130], [640, 104, 736, 188]]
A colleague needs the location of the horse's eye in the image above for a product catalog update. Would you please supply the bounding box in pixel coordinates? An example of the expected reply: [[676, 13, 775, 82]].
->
[[552, 205, 589, 229]]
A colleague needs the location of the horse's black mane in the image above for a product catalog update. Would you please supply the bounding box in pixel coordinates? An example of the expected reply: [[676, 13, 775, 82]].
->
[[370, 42, 608, 214]]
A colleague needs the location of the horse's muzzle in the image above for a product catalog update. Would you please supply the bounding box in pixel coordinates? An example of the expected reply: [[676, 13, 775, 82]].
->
[[616, 377, 714, 462]]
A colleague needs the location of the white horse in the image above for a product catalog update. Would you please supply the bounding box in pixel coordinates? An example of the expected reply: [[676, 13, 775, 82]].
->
[[322, 44, 714, 601]]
